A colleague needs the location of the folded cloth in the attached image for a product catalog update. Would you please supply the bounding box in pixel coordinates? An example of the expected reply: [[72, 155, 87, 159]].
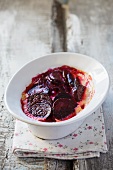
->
[[12, 107, 107, 160]]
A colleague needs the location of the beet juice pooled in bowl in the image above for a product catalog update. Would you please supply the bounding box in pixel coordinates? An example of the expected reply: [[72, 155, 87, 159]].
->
[[21, 65, 94, 122]]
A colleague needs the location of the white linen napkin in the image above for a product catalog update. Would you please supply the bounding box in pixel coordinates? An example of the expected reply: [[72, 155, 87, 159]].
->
[[12, 107, 107, 160]]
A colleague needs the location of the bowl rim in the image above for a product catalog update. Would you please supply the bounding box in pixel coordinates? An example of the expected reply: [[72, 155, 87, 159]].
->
[[4, 52, 110, 127]]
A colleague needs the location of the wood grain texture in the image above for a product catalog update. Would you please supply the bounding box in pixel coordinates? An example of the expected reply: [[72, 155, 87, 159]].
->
[[51, 0, 67, 52], [0, 0, 52, 169], [1, 0, 113, 169], [44, 158, 73, 170], [68, 0, 113, 169]]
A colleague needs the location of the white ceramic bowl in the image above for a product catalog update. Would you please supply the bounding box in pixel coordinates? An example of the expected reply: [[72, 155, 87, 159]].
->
[[4, 52, 109, 139]]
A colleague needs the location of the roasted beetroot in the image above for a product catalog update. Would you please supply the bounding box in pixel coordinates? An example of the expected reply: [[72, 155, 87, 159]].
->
[[72, 77, 86, 102], [25, 93, 52, 120], [21, 65, 88, 122], [53, 93, 77, 121], [54, 92, 73, 101], [28, 102, 51, 120]]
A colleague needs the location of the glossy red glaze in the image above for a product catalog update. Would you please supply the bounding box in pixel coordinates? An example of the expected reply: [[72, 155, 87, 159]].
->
[[21, 65, 87, 122]]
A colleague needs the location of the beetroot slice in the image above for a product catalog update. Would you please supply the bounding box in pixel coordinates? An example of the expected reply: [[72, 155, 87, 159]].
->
[[53, 97, 77, 121], [72, 84, 86, 102], [28, 93, 52, 106], [63, 70, 75, 87], [28, 103, 51, 120], [49, 70, 64, 84], [27, 93, 52, 120], [54, 92, 73, 101]]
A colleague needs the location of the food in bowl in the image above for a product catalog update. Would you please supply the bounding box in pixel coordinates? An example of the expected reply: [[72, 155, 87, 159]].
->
[[4, 53, 109, 139], [21, 65, 94, 122]]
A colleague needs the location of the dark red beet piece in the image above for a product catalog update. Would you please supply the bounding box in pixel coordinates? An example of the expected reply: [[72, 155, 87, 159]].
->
[[27, 93, 52, 120], [28, 103, 51, 119], [71, 77, 86, 102], [63, 70, 75, 87], [28, 93, 52, 106], [48, 70, 64, 84], [53, 97, 77, 121], [54, 92, 73, 101], [74, 84, 86, 101]]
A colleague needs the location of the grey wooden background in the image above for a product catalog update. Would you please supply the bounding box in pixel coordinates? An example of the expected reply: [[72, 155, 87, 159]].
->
[[0, 0, 113, 169]]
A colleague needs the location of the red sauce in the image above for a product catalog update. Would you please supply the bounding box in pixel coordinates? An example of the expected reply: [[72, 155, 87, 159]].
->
[[21, 65, 92, 122]]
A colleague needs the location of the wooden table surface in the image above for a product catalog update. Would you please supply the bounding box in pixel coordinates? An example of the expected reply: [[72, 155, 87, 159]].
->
[[0, 0, 113, 169]]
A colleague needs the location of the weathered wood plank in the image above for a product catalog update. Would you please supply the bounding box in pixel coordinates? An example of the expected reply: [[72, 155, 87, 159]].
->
[[51, 0, 67, 52], [44, 158, 73, 170], [68, 0, 113, 169], [0, 0, 52, 169]]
